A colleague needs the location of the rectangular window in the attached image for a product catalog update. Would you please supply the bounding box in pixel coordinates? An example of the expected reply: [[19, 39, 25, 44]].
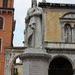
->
[[3, 0, 8, 8], [61, 21, 75, 43], [0, 39, 1, 52], [0, 17, 3, 30]]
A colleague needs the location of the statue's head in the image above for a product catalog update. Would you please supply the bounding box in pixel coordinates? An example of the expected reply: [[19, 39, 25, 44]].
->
[[42, 0, 46, 2], [32, 0, 37, 7]]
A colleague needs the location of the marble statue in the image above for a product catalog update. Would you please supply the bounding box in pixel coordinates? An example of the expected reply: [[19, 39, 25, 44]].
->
[[25, 0, 43, 48]]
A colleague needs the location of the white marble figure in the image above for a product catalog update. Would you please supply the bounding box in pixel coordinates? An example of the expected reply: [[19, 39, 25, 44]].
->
[[25, 0, 43, 48]]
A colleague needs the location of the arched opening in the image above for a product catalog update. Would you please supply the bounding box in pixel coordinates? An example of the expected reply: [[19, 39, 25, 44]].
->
[[11, 56, 23, 75], [48, 56, 73, 75]]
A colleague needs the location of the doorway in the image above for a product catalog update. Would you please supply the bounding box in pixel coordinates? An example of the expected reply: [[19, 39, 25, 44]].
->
[[48, 56, 73, 75]]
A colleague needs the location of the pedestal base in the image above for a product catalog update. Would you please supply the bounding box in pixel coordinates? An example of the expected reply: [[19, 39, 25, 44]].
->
[[20, 48, 50, 75]]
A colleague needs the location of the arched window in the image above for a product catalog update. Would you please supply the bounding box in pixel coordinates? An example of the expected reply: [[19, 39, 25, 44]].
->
[[0, 39, 1, 51], [61, 12, 75, 43], [12, 57, 23, 75], [0, 17, 3, 29], [64, 23, 72, 43], [72, 25, 75, 42]]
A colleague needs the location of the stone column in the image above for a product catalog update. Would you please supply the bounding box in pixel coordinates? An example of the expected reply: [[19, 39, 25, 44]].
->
[[5, 50, 11, 75], [20, 48, 50, 75]]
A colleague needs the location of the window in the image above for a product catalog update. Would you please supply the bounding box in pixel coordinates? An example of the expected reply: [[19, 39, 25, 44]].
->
[[0, 17, 3, 29], [72, 25, 75, 42], [63, 23, 75, 43], [0, 39, 1, 51], [3, 0, 8, 8], [64, 23, 72, 43], [60, 12, 75, 43]]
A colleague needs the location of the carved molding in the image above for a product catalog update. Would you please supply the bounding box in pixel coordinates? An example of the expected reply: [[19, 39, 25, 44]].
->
[[20, 53, 51, 61], [45, 42, 75, 50]]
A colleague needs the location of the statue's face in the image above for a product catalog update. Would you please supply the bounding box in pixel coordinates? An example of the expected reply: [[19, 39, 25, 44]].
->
[[32, 0, 37, 7]]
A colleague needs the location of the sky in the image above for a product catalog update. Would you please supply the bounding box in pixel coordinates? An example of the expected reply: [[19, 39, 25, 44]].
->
[[13, 0, 75, 47]]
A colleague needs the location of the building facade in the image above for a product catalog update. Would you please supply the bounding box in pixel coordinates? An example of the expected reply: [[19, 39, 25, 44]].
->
[[4, 0, 75, 75], [0, 0, 15, 75], [39, 2, 75, 75], [22, 0, 75, 75]]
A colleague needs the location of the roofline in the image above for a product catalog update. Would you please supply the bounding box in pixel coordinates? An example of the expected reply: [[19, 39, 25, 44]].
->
[[38, 2, 75, 9]]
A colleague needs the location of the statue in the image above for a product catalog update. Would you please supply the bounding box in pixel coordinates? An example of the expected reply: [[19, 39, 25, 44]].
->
[[25, 0, 43, 48]]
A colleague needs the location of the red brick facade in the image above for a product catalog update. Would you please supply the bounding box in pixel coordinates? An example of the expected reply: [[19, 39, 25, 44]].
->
[[0, 0, 14, 75]]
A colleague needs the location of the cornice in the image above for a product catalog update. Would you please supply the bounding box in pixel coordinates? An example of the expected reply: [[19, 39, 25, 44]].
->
[[38, 2, 75, 9], [20, 53, 51, 60]]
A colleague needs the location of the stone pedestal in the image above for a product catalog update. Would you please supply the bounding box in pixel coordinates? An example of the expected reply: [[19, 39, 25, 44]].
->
[[20, 48, 50, 75]]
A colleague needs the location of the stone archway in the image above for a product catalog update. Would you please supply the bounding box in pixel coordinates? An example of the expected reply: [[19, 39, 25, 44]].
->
[[11, 55, 23, 75], [48, 56, 73, 75]]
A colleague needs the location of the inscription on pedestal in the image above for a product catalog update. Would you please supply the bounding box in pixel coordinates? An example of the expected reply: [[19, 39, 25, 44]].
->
[[30, 60, 42, 75]]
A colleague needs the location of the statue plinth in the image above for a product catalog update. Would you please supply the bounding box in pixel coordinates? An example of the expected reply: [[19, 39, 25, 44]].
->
[[20, 48, 51, 75]]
